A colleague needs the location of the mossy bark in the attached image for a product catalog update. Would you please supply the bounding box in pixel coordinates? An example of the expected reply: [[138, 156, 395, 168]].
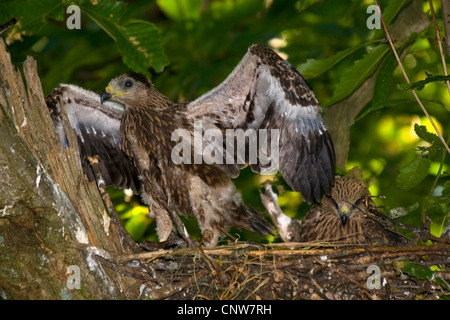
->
[[0, 38, 145, 299]]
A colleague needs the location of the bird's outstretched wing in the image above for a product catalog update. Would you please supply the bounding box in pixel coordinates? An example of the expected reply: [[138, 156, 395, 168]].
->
[[186, 45, 335, 203], [46, 84, 141, 193]]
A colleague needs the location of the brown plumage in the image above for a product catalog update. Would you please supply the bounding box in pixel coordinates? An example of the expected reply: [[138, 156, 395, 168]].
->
[[47, 45, 336, 246], [101, 73, 275, 246], [299, 177, 410, 245]]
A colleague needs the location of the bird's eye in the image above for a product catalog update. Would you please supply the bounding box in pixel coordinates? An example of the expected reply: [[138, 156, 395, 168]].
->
[[124, 80, 133, 88]]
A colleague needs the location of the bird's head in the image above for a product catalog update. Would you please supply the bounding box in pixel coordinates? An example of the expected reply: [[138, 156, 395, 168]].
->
[[101, 72, 152, 106], [326, 177, 371, 227]]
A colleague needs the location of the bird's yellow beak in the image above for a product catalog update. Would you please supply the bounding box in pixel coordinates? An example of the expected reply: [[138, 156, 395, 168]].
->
[[340, 205, 349, 214], [339, 205, 350, 226], [100, 85, 129, 104]]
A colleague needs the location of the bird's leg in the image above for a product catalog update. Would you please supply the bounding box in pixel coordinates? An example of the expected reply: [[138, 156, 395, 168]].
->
[[140, 234, 186, 251], [154, 145, 196, 248], [260, 182, 299, 242]]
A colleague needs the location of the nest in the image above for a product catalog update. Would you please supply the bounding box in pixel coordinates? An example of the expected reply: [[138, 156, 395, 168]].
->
[[101, 241, 450, 300]]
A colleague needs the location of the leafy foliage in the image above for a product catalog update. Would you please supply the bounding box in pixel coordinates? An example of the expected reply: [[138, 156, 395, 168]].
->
[[297, 40, 378, 79], [371, 0, 412, 40], [79, 0, 168, 74], [1, 0, 449, 242], [0, 0, 168, 77], [396, 156, 431, 191], [394, 260, 450, 291], [326, 44, 390, 106], [398, 73, 450, 91]]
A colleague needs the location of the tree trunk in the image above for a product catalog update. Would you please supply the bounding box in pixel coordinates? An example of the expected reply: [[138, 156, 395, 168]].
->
[[0, 38, 145, 299], [1, 34, 449, 300]]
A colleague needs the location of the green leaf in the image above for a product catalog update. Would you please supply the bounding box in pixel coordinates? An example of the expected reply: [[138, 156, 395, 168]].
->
[[401, 261, 450, 291], [414, 124, 442, 146], [117, 20, 169, 73], [396, 156, 431, 191], [354, 32, 420, 121], [297, 41, 378, 79], [355, 98, 445, 121], [354, 51, 397, 120], [326, 44, 390, 106], [397, 74, 450, 91], [79, 0, 125, 24], [80, 2, 169, 74], [403, 261, 433, 278], [0, 0, 62, 36], [372, 0, 412, 40], [371, 51, 397, 105]]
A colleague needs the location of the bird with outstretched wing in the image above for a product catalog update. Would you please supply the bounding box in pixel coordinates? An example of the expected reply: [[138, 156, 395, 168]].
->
[[46, 45, 335, 247]]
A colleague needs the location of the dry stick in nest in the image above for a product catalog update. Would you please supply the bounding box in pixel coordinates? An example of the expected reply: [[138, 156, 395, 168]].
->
[[76, 240, 450, 299], [218, 249, 270, 300], [146, 269, 210, 300], [111, 242, 450, 265], [442, 222, 450, 241]]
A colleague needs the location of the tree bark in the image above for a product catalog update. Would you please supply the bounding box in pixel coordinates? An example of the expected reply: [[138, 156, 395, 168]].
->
[[0, 38, 146, 299]]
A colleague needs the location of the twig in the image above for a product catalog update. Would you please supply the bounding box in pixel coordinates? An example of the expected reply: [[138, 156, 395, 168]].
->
[[314, 257, 367, 291], [145, 269, 210, 300], [113, 242, 450, 263], [428, 0, 450, 96], [244, 277, 270, 300], [197, 244, 226, 294], [440, 0, 450, 56], [374, 0, 450, 155], [0, 18, 16, 36]]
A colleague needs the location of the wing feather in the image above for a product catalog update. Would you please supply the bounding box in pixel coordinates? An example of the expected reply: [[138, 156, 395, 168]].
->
[[46, 84, 141, 193], [186, 45, 335, 203]]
